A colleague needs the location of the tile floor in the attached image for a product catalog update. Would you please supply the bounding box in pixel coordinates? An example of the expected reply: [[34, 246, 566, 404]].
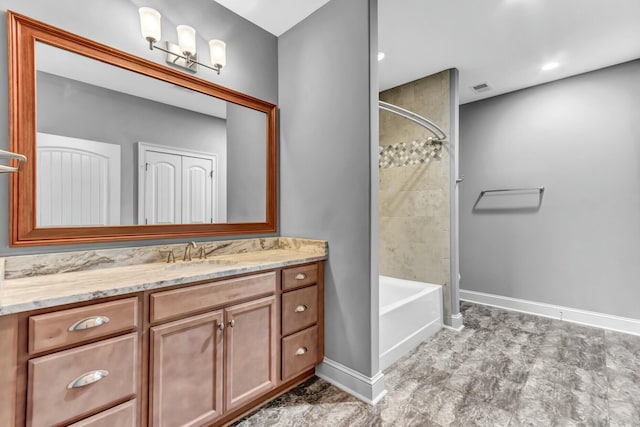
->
[[234, 302, 640, 426]]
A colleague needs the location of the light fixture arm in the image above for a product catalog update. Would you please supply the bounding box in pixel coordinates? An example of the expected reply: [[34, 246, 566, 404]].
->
[[147, 39, 222, 75]]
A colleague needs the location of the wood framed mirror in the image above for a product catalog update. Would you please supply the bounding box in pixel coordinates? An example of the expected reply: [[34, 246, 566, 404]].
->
[[7, 11, 277, 247]]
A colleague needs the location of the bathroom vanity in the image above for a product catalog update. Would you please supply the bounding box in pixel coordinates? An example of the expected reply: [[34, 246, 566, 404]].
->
[[0, 238, 326, 426], [0, 11, 327, 426]]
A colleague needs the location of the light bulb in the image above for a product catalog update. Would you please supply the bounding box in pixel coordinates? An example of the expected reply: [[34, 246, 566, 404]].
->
[[139, 7, 162, 43], [177, 25, 196, 56], [209, 40, 226, 68]]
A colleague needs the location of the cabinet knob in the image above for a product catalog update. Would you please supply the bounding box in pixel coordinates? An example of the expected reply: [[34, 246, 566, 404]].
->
[[67, 370, 109, 389], [295, 347, 308, 356], [295, 305, 308, 313], [295, 273, 307, 280], [218, 322, 225, 331], [68, 316, 110, 332], [229, 319, 235, 328]]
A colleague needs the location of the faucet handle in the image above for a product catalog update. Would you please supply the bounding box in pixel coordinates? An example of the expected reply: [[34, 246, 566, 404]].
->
[[198, 246, 207, 260], [166, 249, 176, 263]]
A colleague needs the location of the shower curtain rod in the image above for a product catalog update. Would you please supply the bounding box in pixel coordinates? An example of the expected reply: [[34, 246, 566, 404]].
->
[[378, 100, 447, 141]]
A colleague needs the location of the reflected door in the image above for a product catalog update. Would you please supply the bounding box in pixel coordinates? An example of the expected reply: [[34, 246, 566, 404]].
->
[[140, 143, 217, 225], [182, 156, 214, 224], [36, 133, 121, 226], [144, 151, 182, 225]]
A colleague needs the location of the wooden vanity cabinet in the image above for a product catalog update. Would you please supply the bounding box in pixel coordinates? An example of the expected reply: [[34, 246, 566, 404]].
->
[[0, 314, 19, 427], [148, 275, 278, 427], [5, 261, 324, 427], [12, 295, 142, 427], [281, 263, 324, 381]]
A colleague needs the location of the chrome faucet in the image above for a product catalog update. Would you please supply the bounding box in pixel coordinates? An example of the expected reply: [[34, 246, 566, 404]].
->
[[183, 241, 197, 261]]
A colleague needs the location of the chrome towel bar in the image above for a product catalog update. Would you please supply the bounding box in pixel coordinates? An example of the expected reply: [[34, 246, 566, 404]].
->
[[480, 187, 544, 196], [0, 149, 27, 173]]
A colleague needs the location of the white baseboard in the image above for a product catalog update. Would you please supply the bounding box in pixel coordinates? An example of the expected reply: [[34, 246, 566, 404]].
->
[[447, 313, 465, 331], [315, 358, 387, 405], [460, 289, 640, 336]]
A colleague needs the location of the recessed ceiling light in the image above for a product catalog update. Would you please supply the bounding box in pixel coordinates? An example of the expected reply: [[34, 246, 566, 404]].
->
[[541, 62, 559, 71], [378, 52, 385, 61]]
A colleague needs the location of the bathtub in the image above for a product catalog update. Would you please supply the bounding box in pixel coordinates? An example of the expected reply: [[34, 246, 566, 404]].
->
[[379, 275, 442, 370]]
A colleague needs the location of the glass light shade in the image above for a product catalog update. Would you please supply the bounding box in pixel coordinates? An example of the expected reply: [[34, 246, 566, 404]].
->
[[138, 7, 162, 42], [177, 25, 196, 56], [209, 40, 226, 67]]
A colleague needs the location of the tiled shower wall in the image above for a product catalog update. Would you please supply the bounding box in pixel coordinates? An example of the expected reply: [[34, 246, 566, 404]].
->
[[379, 70, 451, 319]]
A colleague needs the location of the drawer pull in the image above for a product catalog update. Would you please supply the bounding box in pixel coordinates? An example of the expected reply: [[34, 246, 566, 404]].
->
[[229, 319, 235, 328], [67, 316, 110, 332], [218, 322, 225, 331], [66, 370, 109, 389], [295, 304, 308, 313], [295, 347, 308, 356], [295, 273, 307, 280]]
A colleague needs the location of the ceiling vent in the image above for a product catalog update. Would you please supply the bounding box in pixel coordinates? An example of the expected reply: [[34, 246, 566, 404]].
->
[[471, 82, 492, 93]]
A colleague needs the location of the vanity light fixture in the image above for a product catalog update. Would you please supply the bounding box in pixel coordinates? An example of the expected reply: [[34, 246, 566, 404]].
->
[[138, 6, 226, 75]]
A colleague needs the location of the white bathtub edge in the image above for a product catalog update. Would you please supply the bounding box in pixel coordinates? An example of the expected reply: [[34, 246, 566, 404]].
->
[[315, 358, 387, 405], [379, 317, 442, 371], [460, 289, 640, 337], [380, 284, 442, 316]]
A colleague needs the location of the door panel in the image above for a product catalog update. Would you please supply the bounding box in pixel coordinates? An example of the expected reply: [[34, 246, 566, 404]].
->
[[182, 156, 213, 224], [145, 151, 182, 225], [37, 133, 120, 226], [139, 143, 218, 225]]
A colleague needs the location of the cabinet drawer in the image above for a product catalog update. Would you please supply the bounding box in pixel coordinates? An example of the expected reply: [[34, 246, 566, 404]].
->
[[282, 285, 318, 336], [282, 264, 318, 291], [282, 326, 319, 381], [27, 333, 138, 427], [150, 272, 276, 323], [29, 297, 138, 354], [67, 399, 137, 427]]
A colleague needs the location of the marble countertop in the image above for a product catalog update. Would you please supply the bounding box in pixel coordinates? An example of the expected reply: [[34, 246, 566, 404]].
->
[[0, 238, 327, 315]]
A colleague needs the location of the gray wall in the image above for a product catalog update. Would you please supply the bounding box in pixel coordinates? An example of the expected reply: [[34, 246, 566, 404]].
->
[[0, 0, 278, 255], [460, 59, 640, 319], [279, 0, 379, 376], [226, 103, 266, 222], [37, 72, 228, 225]]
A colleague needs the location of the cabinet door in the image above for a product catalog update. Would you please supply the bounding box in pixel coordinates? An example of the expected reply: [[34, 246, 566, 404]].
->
[[150, 311, 224, 427], [225, 296, 277, 412]]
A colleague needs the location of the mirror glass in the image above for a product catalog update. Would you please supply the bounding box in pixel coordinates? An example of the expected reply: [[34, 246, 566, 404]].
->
[[34, 42, 267, 227]]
